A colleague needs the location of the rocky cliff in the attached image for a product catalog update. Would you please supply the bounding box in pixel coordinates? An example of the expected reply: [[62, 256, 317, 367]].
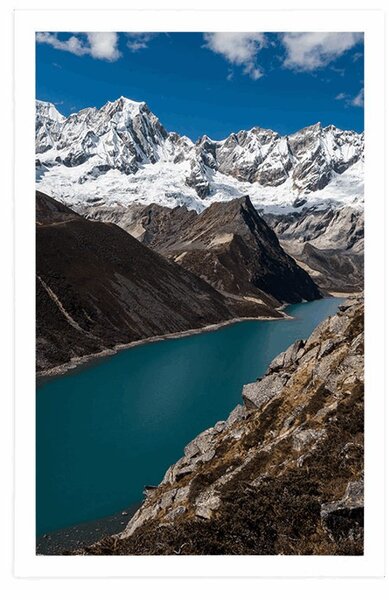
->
[[80, 298, 364, 555]]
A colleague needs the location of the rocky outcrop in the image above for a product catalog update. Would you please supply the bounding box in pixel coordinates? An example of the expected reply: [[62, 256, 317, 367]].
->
[[321, 480, 363, 543], [36, 191, 282, 374], [80, 298, 363, 555]]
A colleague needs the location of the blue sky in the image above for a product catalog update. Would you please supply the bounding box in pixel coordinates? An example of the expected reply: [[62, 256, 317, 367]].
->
[[36, 32, 364, 141]]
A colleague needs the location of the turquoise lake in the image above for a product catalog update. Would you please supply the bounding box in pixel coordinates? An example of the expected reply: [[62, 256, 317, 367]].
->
[[36, 297, 343, 536]]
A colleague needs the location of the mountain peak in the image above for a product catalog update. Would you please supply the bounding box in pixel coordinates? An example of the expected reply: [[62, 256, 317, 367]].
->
[[249, 126, 277, 136], [102, 96, 148, 119], [135, 193, 321, 305], [293, 122, 322, 136], [228, 195, 255, 212], [36, 100, 65, 123]]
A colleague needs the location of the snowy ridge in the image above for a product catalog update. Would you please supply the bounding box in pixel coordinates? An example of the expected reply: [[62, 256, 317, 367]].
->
[[36, 97, 364, 213]]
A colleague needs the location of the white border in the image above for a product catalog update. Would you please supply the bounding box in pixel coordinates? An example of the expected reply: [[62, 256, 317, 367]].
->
[[14, 9, 385, 578]]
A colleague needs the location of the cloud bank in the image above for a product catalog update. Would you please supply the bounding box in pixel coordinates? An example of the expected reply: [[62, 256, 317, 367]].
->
[[280, 32, 363, 71], [36, 32, 121, 62], [203, 32, 363, 80], [37, 31, 364, 86]]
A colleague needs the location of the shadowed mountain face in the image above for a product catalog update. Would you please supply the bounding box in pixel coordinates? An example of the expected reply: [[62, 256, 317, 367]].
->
[[36, 192, 281, 373], [83, 197, 321, 306], [164, 197, 322, 305], [36, 191, 81, 225]]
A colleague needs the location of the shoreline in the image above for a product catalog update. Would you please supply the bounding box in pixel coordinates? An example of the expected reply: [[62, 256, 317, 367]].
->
[[36, 293, 352, 383], [36, 311, 292, 383], [327, 291, 362, 298], [36, 502, 141, 556]]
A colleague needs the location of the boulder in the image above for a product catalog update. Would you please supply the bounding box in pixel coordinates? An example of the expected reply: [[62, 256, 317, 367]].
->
[[242, 372, 289, 409], [321, 480, 364, 541]]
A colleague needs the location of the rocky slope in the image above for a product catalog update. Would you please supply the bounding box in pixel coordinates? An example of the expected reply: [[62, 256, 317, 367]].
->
[[36, 97, 364, 214], [81, 202, 198, 249], [36, 191, 282, 374], [143, 196, 322, 305], [265, 205, 364, 254], [83, 197, 322, 305], [264, 206, 364, 292], [80, 298, 364, 555], [82, 198, 360, 294]]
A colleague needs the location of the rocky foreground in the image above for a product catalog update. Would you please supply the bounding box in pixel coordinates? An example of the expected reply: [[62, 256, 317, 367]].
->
[[79, 297, 364, 556]]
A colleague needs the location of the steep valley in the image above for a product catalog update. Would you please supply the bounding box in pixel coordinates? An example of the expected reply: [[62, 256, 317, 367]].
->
[[36, 191, 321, 375], [36, 95, 364, 295], [36, 192, 274, 374], [35, 94, 365, 558]]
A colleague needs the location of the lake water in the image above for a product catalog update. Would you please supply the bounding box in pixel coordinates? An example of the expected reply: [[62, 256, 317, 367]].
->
[[36, 297, 343, 536]]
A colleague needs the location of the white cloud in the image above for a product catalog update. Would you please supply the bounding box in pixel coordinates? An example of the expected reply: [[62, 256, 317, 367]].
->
[[126, 33, 156, 52], [203, 33, 266, 80], [86, 33, 121, 61], [36, 32, 121, 61], [335, 88, 364, 108], [351, 88, 364, 107], [280, 32, 363, 71], [36, 33, 86, 56]]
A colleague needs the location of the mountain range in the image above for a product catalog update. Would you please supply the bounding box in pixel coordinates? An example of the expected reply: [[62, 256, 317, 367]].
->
[[35, 96, 364, 293], [36, 97, 364, 213]]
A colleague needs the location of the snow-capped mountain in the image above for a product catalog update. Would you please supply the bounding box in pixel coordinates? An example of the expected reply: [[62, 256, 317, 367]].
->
[[36, 96, 364, 213]]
